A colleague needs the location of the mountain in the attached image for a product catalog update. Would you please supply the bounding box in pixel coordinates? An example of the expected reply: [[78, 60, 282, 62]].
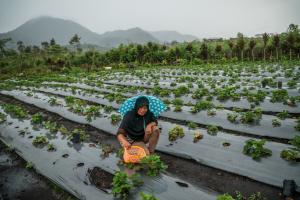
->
[[150, 30, 198, 43], [0, 16, 198, 49]]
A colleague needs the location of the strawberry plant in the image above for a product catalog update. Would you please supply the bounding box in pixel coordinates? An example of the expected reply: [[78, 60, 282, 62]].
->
[[168, 125, 185, 141], [32, 135, 49, 146], [276, 110, 290, 120], [84, 105, 101, 122], [193, 131, 203, 143], [31, 112, 43, 124], [43, 120, 58, 133], [2, 103, 27, 119], [112, 171, 143, 200], [243, 139, 272, 160], [68, 128, 89, 142], [227, 113, 239, 123], [207, 125, 218, 136], [187, 121, 197, 130], [191, 100, 214, 113], [140, 155, 167, 177], [111, 114, 122, 125], [272, 119, 281, 127], [47, 143, 56, 151], [280, 149, 299, 162], [140, 192, 159, 200], [48, 97, 58, 106]]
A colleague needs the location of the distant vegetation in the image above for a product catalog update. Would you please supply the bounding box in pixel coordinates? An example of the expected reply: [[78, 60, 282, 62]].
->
[[0, 23, 299, 79]]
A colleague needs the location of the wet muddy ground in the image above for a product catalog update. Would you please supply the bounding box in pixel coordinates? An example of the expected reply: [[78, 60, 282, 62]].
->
[[0, 142, 77, 200]]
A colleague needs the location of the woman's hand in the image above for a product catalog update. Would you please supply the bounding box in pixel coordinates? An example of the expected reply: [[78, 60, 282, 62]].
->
[[122, 140, 131, 149]]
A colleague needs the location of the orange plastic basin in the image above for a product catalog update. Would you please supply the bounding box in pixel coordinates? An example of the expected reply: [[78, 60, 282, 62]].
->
[[123, 145, 147, 163]]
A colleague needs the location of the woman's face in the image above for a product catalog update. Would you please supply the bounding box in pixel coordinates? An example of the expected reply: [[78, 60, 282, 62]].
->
[[137, 105, 148, 116]]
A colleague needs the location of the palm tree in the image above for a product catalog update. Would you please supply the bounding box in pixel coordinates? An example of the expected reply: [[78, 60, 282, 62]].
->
[[262, 33, 269, 61], [227, 40, 234, 58], [286, 32, 295, 60], [272, 34, 280, 60], [237, 33, 245, 61], [248, 39, 256, 61]]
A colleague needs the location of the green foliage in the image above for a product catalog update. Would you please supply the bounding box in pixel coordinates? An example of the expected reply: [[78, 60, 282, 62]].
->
[[140, 192, 159, 200], [112, 171, 143, 200], [31, 112, 43, 124], [47, 143, 56, 151], [173, 105, 182, 112], [171, 98, 183, 106], [2, 103, 27, 119], [111, 114, 122, 125], [272, 119, 281, 127], [168, 125, 185, 141], [32, 135, 49, 146], [271, 89, 288, 102], [43, 120, 58, 133], [295, 117, 300, 131], [227, 113, 239, 123], [140, 155, 167, 177], [207, 125, 218, 136], [289, 135, 300, 149], [240, 109, 261, 124], [84, 105, 101, 122], [187, 121, 197, 130], [104, 105, 114, 113], [25, 161, 34, 169], [68, 128, 89, 142], [58, 125, 69, 135], [243, 139, 272, 160], [48, 97, 58, 106], [217, 193, 235, 200], [280, 149, 299, 161], [276, 110, 290, 120], [191, 100, 214, 113]]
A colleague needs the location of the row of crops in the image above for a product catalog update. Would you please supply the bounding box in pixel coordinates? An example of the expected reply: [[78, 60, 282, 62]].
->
[[0, 64, 299, 199]]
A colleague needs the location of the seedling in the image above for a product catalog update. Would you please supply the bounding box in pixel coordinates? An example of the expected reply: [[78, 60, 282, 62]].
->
[[85, 105, 101, 122], [227, 113, 239, 123], [58, 125, 69, 135], [168, 126, 185, 141], [2, 104, 27, 119], [111, 114, 121, 125], [140, 155, 167, 177], [32, 135, 49, 146], [207, 125, 218, 136], [104, 105, 114, 113], [173, 105, 182, 112], [112, 171, 143, 200], [276, 110, 290, 120], [243, 139, 272, 160], [193, 131, 203, 143], [272, 119, 281, 127], [31, 112, 43, 124], [25, 161, 34, 169], [280, 149, 299, 162], [43, 120, 58, 133], [48, 97, 58, 106], [68, 128, 89, 142], [47, 143, 56, 151], [140, 192, 159, 200], [187, 121, 197, 130]]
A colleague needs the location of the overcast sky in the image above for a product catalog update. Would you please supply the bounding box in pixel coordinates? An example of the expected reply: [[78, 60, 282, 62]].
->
[[0, 0, 299, 39]]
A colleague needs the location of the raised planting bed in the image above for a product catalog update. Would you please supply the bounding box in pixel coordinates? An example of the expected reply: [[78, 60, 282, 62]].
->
[[1, 90, 299, 190]]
